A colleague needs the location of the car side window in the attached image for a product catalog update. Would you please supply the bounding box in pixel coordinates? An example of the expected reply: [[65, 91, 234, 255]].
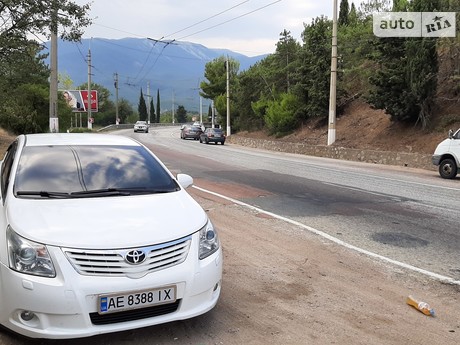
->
[[1, 140, 17, 202]]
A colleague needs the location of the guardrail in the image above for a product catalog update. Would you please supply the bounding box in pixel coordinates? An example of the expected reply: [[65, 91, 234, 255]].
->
[[98, 123, 182, 132]]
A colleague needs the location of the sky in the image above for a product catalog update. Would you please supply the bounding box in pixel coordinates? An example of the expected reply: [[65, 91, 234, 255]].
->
[[74, 0, 357, 57]]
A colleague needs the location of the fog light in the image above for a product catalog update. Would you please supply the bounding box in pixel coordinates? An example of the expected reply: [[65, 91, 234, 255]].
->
[[20, 310, 35, 321]]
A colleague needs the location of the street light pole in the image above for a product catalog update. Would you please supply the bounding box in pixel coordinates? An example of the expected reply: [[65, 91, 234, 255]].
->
[[328, 0, 338, 145]]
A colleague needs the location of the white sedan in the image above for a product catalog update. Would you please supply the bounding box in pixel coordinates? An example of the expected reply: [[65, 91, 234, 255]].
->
[[133, 121, 149, 133], [0, 133, 222, 339]]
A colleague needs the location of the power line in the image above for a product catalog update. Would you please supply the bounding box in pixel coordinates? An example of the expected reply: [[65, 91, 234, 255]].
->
[[163, 0, 251, 38], [177, 0, 282, 41]]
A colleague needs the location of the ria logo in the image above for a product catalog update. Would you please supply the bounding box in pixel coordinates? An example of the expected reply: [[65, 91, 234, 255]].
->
[[125, 250, 146, 264], [423, 13, 455, 37], [373, 12, 456, 38]]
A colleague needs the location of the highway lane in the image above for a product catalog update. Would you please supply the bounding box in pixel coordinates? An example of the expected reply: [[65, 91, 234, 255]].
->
[[122, 126, 460, 282]]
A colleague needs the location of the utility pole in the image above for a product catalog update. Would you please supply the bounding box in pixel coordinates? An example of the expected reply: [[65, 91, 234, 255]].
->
[[226, 56, 231, 136], [49, 3, 58, 133], [211, 100, 215, 128], [114, 73, 119, 125], [172, 90, 175, 124], [199, 96, 203, 124], [327, 0, 338, 145], [147, 81, 151, 124], [87, 47, 92, 129]]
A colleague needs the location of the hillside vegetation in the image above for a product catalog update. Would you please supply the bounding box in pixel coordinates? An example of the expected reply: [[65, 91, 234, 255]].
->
[[0, 0, 458, 142], [235, 98, 460, 155]]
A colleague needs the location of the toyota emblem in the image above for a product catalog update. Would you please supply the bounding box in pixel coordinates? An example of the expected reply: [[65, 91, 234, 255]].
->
[[125, 250, 146, 264]]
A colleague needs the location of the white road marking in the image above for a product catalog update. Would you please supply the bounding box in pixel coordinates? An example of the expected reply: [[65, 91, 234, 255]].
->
[[193, 185, 460, 286]]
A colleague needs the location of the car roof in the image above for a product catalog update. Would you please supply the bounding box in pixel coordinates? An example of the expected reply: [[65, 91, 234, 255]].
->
[[22, 133, 141, 147]]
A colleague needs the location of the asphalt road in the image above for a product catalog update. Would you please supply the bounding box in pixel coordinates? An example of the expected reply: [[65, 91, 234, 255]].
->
[[129, 126, 460, 283]]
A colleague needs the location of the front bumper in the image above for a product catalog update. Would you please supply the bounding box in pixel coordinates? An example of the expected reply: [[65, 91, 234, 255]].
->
[[0, 235, 222, 339]]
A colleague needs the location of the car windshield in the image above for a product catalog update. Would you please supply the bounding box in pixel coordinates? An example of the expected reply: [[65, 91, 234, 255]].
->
[[14, 145, 179, 198]]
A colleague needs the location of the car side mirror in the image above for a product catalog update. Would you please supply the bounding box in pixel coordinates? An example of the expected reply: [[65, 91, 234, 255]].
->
[[448, 129, 454, 139], [177, 174, 193, 189]]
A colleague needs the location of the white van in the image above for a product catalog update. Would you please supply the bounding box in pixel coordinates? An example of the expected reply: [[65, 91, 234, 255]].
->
[[432, 128, 460, 179]]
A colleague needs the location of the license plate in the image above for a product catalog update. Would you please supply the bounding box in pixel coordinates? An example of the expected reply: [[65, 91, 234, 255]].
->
[[98, 286, 176, 314]]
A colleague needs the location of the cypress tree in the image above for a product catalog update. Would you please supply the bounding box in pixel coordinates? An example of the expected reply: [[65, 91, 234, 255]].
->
[[338, 0, 350, 26], [156, 89, 161, 123], [138, 88, 148, 121], [150, 98, 155, 123]]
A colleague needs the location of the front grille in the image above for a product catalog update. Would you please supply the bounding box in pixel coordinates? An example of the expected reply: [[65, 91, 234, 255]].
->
[[63, 236, 192, 277], [90, 300, 181, 325]]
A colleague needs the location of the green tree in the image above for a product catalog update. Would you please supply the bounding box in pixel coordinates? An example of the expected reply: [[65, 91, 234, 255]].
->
[[117, 99, 134, 124], [232, 62, 268, 131], [0, 1, 91, 134], [138, 89, 148, 121], [339, 0, 350, 26], [156, 89, 161, 123], [348, 3, 358, 25], [149, 98, 155, 123], [200, 56, 239, 129], [274, 30, 301, 93], [293, 16, 333, 120], [0, 43, 50, 133], [176, 105, 187, 123], [231, 30, 300, 133], [367, 0, 440, 128], [264, 93, 301, 136]]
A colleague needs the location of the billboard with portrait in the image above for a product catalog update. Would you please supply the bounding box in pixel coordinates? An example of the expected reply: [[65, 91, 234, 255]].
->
[[61, 90, 98, 112]]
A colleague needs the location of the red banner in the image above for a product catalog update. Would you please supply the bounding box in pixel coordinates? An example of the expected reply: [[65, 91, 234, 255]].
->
[[62, 90, 98, 112]]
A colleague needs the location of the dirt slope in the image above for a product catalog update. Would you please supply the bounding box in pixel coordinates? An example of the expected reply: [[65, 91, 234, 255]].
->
[[235, 100, 460, 155]]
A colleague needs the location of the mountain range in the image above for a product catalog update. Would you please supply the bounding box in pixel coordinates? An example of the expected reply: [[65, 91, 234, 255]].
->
[[45, 38, 266, 113]]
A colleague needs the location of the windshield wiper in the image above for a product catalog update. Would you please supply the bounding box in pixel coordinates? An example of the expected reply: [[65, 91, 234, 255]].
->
[[16, 191, 71, 198], [70, 188, 132, 197], [16, 187, 178, 199], [70, 187, 177, 197]]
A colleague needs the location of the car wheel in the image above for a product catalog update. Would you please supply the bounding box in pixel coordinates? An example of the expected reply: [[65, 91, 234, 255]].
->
[[439, 158, 458, 179], [221, 141, 225, 145], [205, 138, 209, 144]]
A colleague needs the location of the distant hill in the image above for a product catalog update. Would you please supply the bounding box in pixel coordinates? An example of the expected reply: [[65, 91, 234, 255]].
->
[[44, 38, 266, 112]]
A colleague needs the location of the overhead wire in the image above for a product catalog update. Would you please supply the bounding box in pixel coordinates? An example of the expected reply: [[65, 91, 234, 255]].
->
[[163, 0, 251, 39], [176, 0, 282, 41]]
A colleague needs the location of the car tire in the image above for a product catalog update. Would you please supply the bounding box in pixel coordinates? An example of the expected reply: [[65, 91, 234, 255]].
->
[[221, 141, 225, 145], [439, 158, 458, 179], [205, 138, 209, 144]]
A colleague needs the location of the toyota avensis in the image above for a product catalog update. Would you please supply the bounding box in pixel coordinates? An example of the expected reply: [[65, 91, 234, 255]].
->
[[0, 133, 222, 339]]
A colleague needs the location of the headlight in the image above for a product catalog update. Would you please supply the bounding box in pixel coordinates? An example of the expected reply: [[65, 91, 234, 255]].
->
[[7, 227, 56, 277], [198, 220, 219, 260]]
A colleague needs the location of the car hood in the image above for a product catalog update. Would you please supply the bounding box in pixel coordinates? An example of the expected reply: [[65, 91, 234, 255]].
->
[[7, 191, 207, 249]]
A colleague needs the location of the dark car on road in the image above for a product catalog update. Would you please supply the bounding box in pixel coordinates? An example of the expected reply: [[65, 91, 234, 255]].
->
[[200, 128, 226, 145], [180, 125, 203, 140]]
